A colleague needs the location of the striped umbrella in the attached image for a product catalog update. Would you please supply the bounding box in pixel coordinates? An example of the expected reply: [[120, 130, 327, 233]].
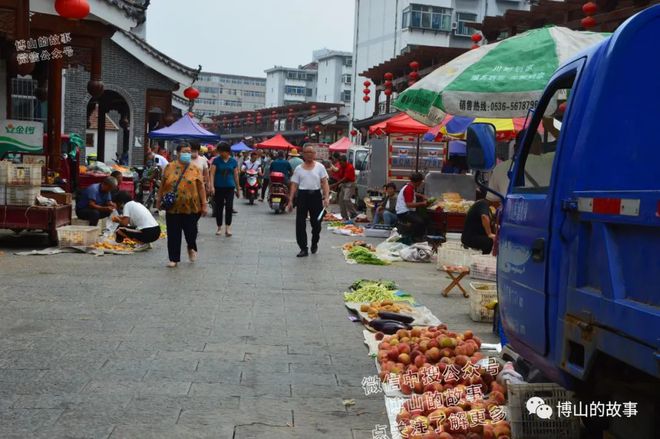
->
[[423, 115, 529, 141], [395, 26, 608, 124]]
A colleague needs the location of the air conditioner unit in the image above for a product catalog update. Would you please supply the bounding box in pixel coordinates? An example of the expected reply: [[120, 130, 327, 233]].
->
[[451, 22, 458, 30]]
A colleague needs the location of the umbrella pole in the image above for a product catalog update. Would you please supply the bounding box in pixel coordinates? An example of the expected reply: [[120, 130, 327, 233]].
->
[[415, 135, 421, 172]]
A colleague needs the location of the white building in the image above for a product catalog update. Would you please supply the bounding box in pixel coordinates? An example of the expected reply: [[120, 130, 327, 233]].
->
[[194, 72, 266, 117], [265, 64, 318, 108], [316, 50, 353, 116], [351, 0, 530, 120]]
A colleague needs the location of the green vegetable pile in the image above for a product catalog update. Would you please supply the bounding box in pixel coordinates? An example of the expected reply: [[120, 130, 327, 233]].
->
[[347, 246, 388, 266], [344, 284, 398, 302], [328, 221, 345, 227], [350, 279, 398, 291]]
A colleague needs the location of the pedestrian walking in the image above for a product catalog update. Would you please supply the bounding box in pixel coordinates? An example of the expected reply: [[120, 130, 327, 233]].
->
[[332, 155, 358, 220], [288, 148, 303, 171], [210, 142, 240, 237], [259, 152, 273, 202], [287, 146, 330, 257], [156, 145, 208, 268]]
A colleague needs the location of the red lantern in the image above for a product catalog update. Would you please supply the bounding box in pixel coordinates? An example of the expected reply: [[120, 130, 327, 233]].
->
[[314, 125, 322, 131], [471, 44, 480, 50], [183, 87, 200, 100], [363, 80, 371, 87], [384, 89, 393, 97], [582, 2, 598, 15], [364, 88, 371, 95], [288, 108, 293, 113], [311, 105, 317, 114], [471, 33, 483, 43], [409, 71, 420, 81], [384, 80, 393, 88], [558, 102, 567, 114], [350, 129, 358, 137], [409, 61, 420, 71], [581, 16, 597, 28], [363, 96, 371, 102], [337, 130, 343, 136], [55, 0, 90, 20], [384, 72, 394, 81]]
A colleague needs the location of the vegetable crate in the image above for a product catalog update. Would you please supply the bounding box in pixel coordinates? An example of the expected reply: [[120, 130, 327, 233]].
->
[[437, 241, 481, 269], [507, 382, 580, 439], [469, 282, 497, 322], [5, 186, 40, 206], [57, 225, 99, 248], [3, 163, 42, 186], [470, 254, 497, 281], [365, 224, 393, 238]]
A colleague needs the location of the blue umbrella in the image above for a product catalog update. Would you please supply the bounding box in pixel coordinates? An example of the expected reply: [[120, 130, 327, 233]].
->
[[231, 142, 253, 153]]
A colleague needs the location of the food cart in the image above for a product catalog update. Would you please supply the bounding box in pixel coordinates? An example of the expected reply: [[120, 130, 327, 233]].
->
[[0, 121, 73, 243]]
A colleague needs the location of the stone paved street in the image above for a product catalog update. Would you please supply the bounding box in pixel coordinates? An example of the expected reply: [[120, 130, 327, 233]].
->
[[0, 203, 495, 439]]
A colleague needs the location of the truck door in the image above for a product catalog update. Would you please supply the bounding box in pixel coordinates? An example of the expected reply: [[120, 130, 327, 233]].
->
[[498, 67, 578, 356]]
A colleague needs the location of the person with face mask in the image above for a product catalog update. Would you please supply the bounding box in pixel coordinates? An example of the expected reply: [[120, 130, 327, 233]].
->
[[209, 142, 240, 237], [156, 144, 208, 267]]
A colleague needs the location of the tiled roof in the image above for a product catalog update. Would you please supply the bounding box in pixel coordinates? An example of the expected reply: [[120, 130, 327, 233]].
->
[[118, 29, 197, 77], [89, 107, 120, 131], [104, 0, 149, 24]]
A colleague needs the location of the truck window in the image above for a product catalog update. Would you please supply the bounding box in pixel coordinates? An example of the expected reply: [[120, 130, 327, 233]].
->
[[355, 150, 368, 171], [513, 73, 575, 194]]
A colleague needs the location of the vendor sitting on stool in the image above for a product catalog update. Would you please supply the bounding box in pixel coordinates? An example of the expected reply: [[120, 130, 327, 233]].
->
[[396, 172, 431, 241], [461, 198, 498, 254], [373, 182, 397, 226], [111, 191, 161, 244], [76, 176, 117, 226]]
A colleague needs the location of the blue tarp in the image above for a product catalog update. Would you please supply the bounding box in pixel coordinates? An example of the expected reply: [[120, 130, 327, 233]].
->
[[148, 114, 221, 141], [231, 142, 253, 153]]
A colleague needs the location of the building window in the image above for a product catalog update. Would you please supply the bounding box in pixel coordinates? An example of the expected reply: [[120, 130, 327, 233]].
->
[[342, 90, 351, 103], [285, 86, 307, 96], [10, 78, 42, 122], [456, 12, 477, 36], [402, 4, 452, 32], [344, 57, 353, 67], [306, 88, 313, 97], [342, 74, 352, 85], [85, 133, 95, 147]]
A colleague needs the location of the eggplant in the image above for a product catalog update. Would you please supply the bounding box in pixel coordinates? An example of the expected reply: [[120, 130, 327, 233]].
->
[[377, 311, 415, 324], [369, 319, 411, 334]]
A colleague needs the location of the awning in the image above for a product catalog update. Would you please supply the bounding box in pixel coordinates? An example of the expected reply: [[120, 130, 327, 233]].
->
[[148, 113, 221, 141], [255, 134, 295, 151], [231, 142, 253, 153], [369, 112, 430, 136], [328, 137, 352, 153]]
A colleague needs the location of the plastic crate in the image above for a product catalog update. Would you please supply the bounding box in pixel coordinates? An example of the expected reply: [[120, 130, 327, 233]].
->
[[469, 282, 497, 322], [507, 382, 580, 439], [437, 241, 481, 269], [57, 225, 100, 248], [365, 224, 393, 238], [5, 186, 40, 206], [6, 163, 42, 186], [470, 254, 497, 281]]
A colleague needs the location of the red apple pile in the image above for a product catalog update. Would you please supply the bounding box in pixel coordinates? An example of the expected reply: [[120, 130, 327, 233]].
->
[[395, 386, 512, 439], [376, 325, 503, 396]]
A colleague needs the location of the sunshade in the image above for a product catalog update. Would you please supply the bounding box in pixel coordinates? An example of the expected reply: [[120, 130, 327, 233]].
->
[[231, 142, 253, 153], [394, 26, 608, 124], [424, 115, 527, 141], [328, 137, 352, 153], [255, 134, 294, 151], [148, 113, 221, 141], [384, 113, 433, 135]]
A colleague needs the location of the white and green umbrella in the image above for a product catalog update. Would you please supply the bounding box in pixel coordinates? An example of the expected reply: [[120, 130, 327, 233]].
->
[[394, 26, 608, 124]]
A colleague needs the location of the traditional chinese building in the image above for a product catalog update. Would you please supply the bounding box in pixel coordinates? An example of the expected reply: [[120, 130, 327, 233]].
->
[[0, 0, 196, 170], [210, 102, 348, 146]]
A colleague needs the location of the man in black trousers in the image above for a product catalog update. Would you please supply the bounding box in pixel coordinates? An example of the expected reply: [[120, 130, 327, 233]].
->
[[287, 146, 330, 257]]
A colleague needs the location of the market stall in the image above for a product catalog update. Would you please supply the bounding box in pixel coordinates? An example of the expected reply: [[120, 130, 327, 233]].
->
[[255, 134, 295, 151], [328, 137, 352, 153]]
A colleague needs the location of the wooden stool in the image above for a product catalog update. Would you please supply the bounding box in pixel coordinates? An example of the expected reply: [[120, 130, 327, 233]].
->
[[441, 265, 470, 298]]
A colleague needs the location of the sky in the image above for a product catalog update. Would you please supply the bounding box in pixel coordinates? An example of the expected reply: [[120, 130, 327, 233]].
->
[[146, 0, 355, 78]]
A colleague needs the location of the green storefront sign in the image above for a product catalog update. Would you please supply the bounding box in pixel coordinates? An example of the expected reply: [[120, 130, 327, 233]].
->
[[0, 120, 44, 157]]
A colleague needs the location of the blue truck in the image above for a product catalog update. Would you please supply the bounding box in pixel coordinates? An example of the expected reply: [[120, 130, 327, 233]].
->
[[466, 5, 660, 436]]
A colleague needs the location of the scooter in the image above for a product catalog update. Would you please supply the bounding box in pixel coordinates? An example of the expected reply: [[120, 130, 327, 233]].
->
[[267, 171, 289, 214], [242, 169, 260, 205]]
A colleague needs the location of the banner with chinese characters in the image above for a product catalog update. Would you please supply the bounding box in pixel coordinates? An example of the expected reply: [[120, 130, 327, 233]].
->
[[0, 120, 44, 156], [15, 33, 74, 65]]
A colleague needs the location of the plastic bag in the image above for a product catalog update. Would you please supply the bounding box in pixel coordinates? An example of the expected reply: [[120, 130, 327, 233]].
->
[[399, 243, 433, 262]]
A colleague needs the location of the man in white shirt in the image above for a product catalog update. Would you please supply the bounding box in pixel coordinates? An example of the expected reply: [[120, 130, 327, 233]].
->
[[112, 191, 161, 244], [148, 149, 169, 170], [287, 146, 330, 257]]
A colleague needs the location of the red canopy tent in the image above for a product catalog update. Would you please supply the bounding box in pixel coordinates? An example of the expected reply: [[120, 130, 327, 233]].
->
[[255, 134, 295, 150], [369, 112, 431, 136], [328, 137, 352, 153]]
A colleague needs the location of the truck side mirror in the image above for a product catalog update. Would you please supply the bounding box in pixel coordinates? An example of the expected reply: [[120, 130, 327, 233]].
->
[[466, 123, 497, 171]]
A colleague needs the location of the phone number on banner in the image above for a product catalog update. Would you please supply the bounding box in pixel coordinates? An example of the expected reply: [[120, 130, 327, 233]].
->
[[458, 100, 539, 113]]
